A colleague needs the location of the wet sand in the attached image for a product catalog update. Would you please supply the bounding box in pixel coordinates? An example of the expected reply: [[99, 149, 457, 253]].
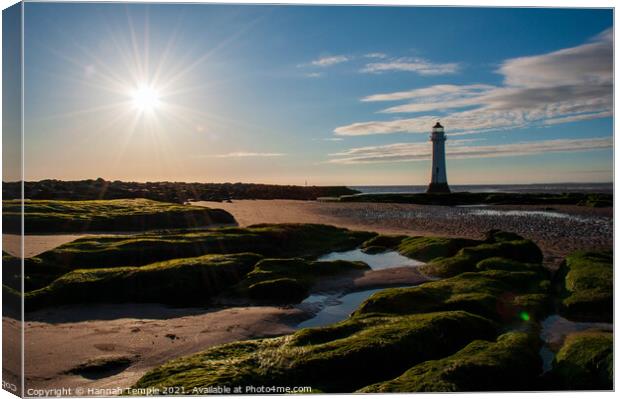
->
[[3, 234, 92, 258], [194, 200, 613, 267], [23, 305, 304, 392]]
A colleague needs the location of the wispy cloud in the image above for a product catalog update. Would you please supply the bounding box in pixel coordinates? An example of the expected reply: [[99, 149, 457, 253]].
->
[[361, 57, 460, 75], [361, 84, 494, 103], [213, 152, 286, 158], [328, 137, 612, 164], [336, 28, 613, 136], [311, 55, 349, 67], [364, 52, 387, 59], [305, 72, 323, 78]]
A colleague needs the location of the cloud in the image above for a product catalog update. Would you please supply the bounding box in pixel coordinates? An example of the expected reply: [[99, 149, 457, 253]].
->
[[213, 152, 286, 158], [310, 55, 349, 67], [362, 84, 495, 102], [364, 52, 387, 59], [336, 28, 613, 136], [305, 72, 323, 78], [328, 137, 612, 164], [361, 57, 460, 75]]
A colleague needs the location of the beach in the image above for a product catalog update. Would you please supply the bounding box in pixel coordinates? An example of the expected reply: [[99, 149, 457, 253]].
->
[[10, 197, 612, 392], [193, 200, 613, 267], [22, 305, 303, 391]]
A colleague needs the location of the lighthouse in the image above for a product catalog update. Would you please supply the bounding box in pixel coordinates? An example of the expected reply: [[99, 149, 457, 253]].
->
[[426, 121, 451, 194]]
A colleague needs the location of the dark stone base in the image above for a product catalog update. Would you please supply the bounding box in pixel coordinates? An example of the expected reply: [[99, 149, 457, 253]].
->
[[426, 183, 451, 194]]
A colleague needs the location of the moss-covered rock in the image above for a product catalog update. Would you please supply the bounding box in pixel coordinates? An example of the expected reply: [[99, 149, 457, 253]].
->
[[484, 229, 525, 243], [247, 278, 309, 303], [2, 252, 21, 291], [421, 238, 543, 277], [132, 311, 497, 393], [354, 269, 551, 322], [359, 332, 542, 392], [25, 224, 375, 290], [549, 330, 612, 390], [476, 257, 548, 276], [398, 236, 480, 262], [26, 253, 262, 309], [556, 250, 612, 322], [361, 235, 407, 254], [238, 258, 369, 303], [3, 198, 236, 234], [2, 284, 21, 318]]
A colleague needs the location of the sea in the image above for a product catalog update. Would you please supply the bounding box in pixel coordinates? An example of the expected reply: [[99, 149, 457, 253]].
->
[[350, 183, 613, 195]]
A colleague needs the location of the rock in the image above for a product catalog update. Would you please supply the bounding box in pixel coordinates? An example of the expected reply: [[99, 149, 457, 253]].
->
[[359, 332, 542, 392], [549, 330, 612, 390], [132, 311, 496, 393], [556, 250, 612, 322]]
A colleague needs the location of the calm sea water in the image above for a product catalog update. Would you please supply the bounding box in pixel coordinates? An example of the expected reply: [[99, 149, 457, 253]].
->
[[350, 183, 612, 194]]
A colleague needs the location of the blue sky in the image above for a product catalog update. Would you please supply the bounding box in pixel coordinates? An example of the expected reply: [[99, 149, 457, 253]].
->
[[21, 3, 613, 185]]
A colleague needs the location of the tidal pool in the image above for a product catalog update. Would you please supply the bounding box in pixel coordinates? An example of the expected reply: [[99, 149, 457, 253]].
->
[[538, 314, 613, 372], [299, 249, 423, 329], [318, 248, 423, 270], [297, 288, 390, 329]]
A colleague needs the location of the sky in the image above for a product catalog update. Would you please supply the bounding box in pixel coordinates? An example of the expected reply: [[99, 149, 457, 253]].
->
[[17, 3, 613, 185]]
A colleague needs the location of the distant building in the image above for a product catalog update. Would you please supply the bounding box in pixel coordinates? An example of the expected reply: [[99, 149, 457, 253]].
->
[[427, 122, 451, 194]]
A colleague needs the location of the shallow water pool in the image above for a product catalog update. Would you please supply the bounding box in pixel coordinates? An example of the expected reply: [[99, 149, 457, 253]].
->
[[297, 288, 393, 329], [317, 248, 423, 270], [538, 314, 613, 372]]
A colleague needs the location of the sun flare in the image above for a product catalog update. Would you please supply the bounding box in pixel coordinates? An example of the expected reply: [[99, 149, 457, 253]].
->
[[131, 85, 160, 111]]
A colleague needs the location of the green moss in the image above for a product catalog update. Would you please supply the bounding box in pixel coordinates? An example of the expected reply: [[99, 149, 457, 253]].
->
[[3, 198, 235, 234], [557, 250, 612, 322], [26, 253, 262, 310], [361, 235, 407, 253], [237, 258, 369, 303], [550, 330, 613, 390], [398, 236, 480, 262], [359, 332, 541, 392], [355, 269, 551, 322], [476, 257, 548, 276], [132, 311, 497, 393], [26, 224, 375, 290], [421, 239, 543, 277]]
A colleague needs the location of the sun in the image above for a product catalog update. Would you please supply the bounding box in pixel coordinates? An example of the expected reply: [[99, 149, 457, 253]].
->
[[131, 85, 160, 111]]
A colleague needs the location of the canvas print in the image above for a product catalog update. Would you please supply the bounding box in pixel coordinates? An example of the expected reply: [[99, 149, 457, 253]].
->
[[1, 1, 614, 396]]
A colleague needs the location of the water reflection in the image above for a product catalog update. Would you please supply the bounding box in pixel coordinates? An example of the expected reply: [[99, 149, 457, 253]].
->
[[318, 248, 423, 270], [539, 314, 613, 372], [470, 209, 580, 220], [297, 288, 390, 329]]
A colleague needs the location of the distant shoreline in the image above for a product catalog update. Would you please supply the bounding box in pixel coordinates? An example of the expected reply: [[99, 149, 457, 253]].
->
[[1, 179, 612, 203]]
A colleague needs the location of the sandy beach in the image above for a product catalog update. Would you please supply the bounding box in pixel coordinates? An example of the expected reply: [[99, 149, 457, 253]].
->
[[22, 305, 304, 391]]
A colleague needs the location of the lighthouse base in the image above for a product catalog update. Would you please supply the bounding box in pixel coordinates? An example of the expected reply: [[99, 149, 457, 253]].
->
[[426, 183, 451, 194]]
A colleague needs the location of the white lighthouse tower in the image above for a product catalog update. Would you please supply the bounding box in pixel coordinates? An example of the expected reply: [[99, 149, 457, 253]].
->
[[427, 121, 450, 194]]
